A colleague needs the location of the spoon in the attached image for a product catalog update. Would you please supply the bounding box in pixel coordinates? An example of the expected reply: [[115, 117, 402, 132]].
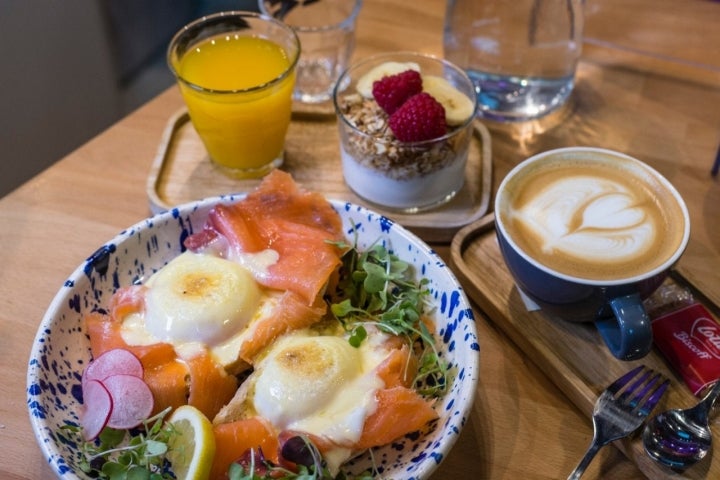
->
[[642, 380, 720, 470]]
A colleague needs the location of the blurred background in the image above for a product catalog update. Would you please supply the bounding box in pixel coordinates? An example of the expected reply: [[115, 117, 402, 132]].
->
[[2, 0, 717, 199], [0, 0, 257, 198]]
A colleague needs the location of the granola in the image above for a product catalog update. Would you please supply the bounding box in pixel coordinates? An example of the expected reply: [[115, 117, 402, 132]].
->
[[338, 93, 467, 181]]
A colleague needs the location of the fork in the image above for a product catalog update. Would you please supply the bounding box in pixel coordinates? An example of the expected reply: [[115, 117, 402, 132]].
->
[[567, 365, 670, 480]]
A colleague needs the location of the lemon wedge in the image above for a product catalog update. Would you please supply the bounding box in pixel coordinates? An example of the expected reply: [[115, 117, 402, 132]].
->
[[167, 405, 216, 480]]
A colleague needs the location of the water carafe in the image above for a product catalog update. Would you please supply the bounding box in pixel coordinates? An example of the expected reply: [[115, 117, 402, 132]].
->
[[444, 0, 584, 121]]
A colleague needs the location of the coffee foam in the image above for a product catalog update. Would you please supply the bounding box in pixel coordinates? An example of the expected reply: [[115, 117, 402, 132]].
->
[[499, 151, 686, 281]]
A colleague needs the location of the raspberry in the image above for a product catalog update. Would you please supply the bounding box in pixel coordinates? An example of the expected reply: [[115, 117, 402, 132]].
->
[[372, 70, 423, 115], [388, 93, 447, 142]]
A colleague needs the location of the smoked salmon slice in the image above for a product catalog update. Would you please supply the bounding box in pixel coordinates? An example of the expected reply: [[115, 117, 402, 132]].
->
[[86, 313, 189, 414], [185, 171, 344, 305], [238, 170, 343, 236], [374, 343, 417, 389], [186, 353, 238, 420], [204, 203, 264, 254], [87, 313, 237, 419], [251, 218, 342, 304], [143, 360, 188, 415], [108, 285, 146, 321], [211, 417, 280, 480], [86, 312, 175, 371], [238, 290, 326, 365], [354, 386, 438, 451]]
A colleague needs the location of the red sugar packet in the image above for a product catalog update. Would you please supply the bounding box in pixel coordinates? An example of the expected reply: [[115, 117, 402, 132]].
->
[[647, 284, 720, 396]]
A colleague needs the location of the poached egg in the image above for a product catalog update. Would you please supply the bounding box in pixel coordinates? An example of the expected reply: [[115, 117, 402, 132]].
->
[[120, 250, 281, 368]]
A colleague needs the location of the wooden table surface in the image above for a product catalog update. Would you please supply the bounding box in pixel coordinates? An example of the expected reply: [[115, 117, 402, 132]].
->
[[1, 1, 718, 479]]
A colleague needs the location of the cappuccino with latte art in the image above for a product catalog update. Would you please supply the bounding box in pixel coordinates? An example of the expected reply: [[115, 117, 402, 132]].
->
[[497, 150, 687, 281], [495, 147, 690, 359]]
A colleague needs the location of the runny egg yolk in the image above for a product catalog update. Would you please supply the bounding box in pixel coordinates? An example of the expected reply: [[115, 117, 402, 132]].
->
[[142, 251, 261, 347]]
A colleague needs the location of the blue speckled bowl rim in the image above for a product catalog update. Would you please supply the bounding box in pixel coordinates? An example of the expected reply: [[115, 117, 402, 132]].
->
[[27, 195, 480, 479]]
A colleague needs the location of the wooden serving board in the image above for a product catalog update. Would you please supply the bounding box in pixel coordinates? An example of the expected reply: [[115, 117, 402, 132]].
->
[[450, 214, 720, 479], [146, 108, 492, 243]]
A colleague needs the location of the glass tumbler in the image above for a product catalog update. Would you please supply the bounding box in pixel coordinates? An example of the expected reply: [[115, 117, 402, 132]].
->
[[168, 11, 300, 178], [444, 0, 584, 121], [260, 0, 362, 104]]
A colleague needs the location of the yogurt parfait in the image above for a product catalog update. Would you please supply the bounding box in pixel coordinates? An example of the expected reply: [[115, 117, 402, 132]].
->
[[333, 52, 477, 212]]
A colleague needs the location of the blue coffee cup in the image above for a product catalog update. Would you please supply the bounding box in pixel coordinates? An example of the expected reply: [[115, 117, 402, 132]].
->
[[495, 147, 690, 360]]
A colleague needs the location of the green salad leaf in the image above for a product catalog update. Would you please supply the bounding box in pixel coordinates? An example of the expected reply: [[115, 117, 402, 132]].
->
[[64, 407, 175, 479], [327, 240, 450, 397]]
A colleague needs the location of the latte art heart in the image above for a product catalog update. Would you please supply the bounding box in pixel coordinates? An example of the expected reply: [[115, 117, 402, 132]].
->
[[579, 193, 646, 231], [500, 156, 686, 281], [514, 177, 656, 263]]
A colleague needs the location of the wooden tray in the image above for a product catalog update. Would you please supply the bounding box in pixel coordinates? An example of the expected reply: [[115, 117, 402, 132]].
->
[[450, 214, 720, 479], [146, 109, 492, 243]]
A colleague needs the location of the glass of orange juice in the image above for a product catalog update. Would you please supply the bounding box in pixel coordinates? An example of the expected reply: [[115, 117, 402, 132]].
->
[[167, 11, 300, 178]]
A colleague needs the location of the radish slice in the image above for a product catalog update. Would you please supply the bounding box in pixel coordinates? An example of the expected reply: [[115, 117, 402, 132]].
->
[[81, 379, 113, 441], [83, 348, 143, 391], [103, 374, 155, 429]]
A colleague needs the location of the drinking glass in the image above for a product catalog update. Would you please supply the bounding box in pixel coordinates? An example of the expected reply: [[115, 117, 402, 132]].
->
[[444, 0, 584, 121], [168, 11, 300, 178], [260, 0, 362, 104]]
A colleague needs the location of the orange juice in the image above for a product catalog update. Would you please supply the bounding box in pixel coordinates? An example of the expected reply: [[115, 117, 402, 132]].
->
[[174, 34, 296, 176]]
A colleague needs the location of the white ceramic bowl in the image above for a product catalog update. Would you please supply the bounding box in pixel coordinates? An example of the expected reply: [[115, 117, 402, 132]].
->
[[27, 196, 479, 479]]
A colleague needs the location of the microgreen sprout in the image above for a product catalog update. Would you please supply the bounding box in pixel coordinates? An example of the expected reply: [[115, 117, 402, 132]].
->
[[63, 407, 175, 479], [326, 239, 450, 397]]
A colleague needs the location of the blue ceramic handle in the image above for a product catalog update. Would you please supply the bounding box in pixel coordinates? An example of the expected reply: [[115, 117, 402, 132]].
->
[[596, 293, 653, 361]]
